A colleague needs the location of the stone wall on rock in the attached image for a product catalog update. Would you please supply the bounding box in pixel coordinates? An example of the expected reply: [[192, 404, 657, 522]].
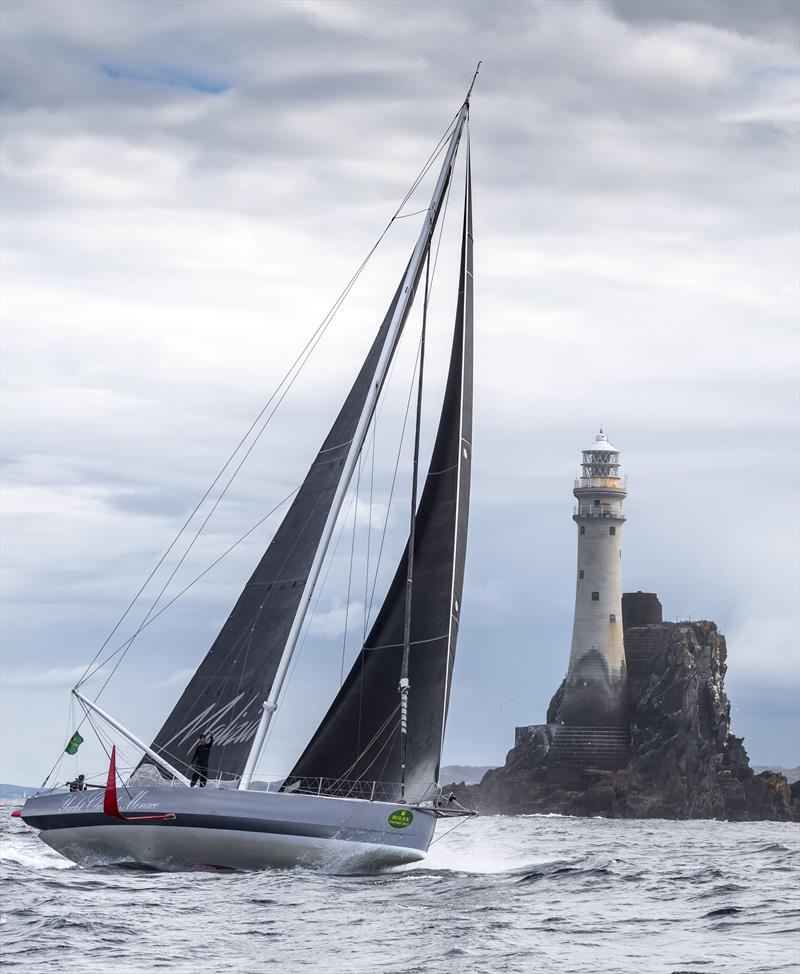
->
[[622, 591, 663, 629], [448, 621, 798, 821]]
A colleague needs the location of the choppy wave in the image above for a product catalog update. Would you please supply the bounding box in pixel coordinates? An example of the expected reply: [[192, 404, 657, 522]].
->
[[1, 799, 798, 973]]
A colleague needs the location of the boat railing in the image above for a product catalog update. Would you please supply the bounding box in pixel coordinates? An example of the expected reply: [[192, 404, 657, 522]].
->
[[37, 770, 444, 805], [280, 775, 406, 802]]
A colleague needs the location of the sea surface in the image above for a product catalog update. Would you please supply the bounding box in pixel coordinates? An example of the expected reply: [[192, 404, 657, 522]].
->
[[1, 798, 798, 974]]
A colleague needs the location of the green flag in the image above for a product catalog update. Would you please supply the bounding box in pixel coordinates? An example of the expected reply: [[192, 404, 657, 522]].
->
[[64, 731, 84, 755]]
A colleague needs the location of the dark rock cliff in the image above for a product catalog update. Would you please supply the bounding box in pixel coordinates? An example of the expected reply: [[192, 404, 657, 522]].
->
[[448, 622, 798, 821]]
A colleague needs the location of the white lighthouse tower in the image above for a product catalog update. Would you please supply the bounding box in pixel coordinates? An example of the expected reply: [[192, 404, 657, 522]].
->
[[550, 429, 630, 769]]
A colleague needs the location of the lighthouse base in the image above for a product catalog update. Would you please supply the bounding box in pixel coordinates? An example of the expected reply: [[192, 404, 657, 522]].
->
[[546, 726, 630, 771], [512, 723, 630, 772]]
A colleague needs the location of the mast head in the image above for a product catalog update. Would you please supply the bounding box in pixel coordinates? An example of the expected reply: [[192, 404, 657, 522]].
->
[[465, 61, 482, 106]]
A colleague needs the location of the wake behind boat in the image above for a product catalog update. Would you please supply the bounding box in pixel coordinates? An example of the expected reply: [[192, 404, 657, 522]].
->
[[20, 71, 479, 871]]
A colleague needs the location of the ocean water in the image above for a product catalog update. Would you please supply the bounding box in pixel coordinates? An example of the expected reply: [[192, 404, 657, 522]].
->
[[1, 799, 798, 974]]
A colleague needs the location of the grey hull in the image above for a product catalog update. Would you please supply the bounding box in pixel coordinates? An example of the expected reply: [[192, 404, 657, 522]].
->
[[21, 787, 435, 871]]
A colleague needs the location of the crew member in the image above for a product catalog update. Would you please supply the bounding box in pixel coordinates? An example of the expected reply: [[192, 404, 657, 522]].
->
[[67, 774, 105, 791], [189, 733, 214, 788]]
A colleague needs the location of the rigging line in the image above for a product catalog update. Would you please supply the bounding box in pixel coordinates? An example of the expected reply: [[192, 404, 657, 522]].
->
[[399, 246, 430, 801], [362, 415, 376, 641], [393, 111, 460, 215], [344, 721, 401, 798], [73, 109, 460, 693], [336, 442, 364, 687], [356, 336, 421, 760], [87, 267, 379, 702], [393, 207, 428, 220], [40, 692, 79, 791], [429, 814, 471, 846], [375, 721, 401, 784], [334, 704, 401, 784], [41, 694, 76, 791], [79, 300, 335, 690], [83, 707, 134, 801], [428, 156, 455, 295], [355, 339, 423, 753], [81, 484, 301, 682], [364, 331, 422, 628], [363, 162, 454, 631], [340, 471, 359, 687], [84, 280, 365, 701]]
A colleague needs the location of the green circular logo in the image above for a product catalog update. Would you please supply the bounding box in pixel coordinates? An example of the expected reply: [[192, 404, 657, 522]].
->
[[387, 808, 414, 829]]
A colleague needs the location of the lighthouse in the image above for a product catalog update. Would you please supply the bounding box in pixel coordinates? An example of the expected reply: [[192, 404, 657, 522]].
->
[[550, 429, 630, 769]]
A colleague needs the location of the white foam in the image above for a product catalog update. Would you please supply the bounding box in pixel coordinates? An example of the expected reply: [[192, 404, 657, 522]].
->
[[1, 829, 74, 870]]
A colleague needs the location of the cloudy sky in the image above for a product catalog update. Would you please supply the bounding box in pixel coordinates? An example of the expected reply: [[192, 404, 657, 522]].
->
[[1, 0, 798, 787]]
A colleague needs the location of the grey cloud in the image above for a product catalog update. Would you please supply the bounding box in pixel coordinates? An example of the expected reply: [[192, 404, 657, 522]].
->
[[1, 0, 797, 785], [607, 0, 800, 43], [106, 488, 198, 518]]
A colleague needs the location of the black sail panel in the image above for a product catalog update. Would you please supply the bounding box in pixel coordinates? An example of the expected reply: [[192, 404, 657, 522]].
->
[[286, 156, 473, 803], [144, 276, 413, 783], [143, 121, 460, 784]]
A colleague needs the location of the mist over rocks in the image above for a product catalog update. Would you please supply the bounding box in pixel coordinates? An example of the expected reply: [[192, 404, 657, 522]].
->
[[447, 621, 799, 822]]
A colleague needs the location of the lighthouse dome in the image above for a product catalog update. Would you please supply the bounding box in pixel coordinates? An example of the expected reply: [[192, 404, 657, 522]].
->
[[583, 428, 619, 454]]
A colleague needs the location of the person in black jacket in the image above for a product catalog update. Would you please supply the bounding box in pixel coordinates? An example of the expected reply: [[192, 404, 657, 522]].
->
[[189, 733, 214, 787]]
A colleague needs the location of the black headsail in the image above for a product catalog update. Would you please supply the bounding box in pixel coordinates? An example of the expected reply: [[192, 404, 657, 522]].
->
[[285, 149, 473, 804], [143, 127, 464, 783]]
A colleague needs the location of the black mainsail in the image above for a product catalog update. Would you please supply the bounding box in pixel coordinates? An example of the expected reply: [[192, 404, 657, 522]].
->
[[144, 123, 467, 784], [285, 153, 473, 803]]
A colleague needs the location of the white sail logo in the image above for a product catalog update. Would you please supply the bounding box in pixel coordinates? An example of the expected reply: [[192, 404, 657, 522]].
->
[[165, 692, 263, 753]]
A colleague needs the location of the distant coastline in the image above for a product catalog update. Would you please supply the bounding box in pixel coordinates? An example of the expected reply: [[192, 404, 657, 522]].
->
[[752, 766, 800, 785], [3, 765, 797, 799], [439, 765, 497, 785], [441, 765, 800, 788], [0, 783, 39, 799]]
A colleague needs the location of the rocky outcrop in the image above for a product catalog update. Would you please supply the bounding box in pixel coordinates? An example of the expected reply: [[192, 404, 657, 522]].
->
[[447, 622, 798, 821]]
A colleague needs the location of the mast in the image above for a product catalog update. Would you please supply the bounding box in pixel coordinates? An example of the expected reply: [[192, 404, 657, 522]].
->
[[398, 251, 429, 800], [238, 103, 470, 790]]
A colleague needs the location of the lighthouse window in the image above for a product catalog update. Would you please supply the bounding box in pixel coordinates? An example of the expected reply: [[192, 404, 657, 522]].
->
[[579, 570, 584, 578], [593, 499, 600, 507], [591, 591, 599, 601], [609, 613, 616, 623], [609, 526, 616, 536], [580, 526, 585, 535]]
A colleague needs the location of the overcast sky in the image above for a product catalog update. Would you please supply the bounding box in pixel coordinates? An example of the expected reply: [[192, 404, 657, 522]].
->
[[2, 0, 798, 787]]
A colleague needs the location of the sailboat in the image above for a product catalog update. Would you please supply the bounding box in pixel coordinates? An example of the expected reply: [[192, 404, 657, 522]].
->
[[19, 78, 477, 871]]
